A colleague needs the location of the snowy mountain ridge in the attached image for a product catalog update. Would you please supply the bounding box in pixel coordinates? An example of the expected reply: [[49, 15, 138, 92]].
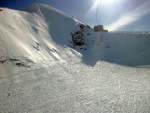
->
[[0, 3, 150, 76]]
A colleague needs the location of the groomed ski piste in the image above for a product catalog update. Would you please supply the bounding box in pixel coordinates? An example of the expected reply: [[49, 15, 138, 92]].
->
[[0, 3, 150, 113]]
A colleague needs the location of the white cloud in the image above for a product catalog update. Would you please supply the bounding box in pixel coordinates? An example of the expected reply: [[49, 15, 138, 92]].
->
[[105, 2, 150, 31]]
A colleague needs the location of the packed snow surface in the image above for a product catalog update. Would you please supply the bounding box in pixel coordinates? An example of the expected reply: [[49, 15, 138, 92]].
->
[[0, 4, 150, 113]]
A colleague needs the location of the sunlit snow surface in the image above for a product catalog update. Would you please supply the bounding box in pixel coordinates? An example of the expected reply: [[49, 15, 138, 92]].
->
[[0, 61, 150, 113], [0, 4, 150, 113]]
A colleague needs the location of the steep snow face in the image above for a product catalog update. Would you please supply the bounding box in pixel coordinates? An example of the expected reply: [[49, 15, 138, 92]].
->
[[0, 4, 80, 76], [25, 3, 79, 45]]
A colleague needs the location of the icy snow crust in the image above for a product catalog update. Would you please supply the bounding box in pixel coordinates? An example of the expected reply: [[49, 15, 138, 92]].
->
[[0, 4, 150, 113]]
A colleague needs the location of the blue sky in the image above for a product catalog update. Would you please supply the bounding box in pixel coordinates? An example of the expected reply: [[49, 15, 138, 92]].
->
[[0, 0, 150, 31]]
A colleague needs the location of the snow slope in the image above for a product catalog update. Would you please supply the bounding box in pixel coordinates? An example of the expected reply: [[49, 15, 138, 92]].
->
[[0, 4, 150, 113], [0, 4, 81, 76], [77, 29, 150, 67]]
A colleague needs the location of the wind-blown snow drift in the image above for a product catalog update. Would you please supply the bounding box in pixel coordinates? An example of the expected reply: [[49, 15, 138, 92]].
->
[[0, 3, 150, 113]]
